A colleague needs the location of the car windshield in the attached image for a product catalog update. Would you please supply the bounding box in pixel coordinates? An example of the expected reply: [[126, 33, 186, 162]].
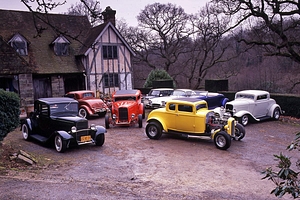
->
[[236, 94, 255, 100], [172, 91, 185, 96], [50, 102, 78, 115], [114, 96, 136, 101], [173, 90, 196, 97], [149, 90, 160, 96]]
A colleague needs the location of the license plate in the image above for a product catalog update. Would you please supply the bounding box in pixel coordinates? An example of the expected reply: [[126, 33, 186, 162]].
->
[[80, 135, 91, 142]]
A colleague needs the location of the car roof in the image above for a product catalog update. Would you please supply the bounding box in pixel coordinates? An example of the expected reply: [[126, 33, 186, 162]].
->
[[114, 89, 140, 96], [151, 88, 174, 91], [66, 90, 94, 94], [237, 90, 269, 95], [170, 97, 206, 104], [174, 89, 194, 92], [38, 97, 78, 104]]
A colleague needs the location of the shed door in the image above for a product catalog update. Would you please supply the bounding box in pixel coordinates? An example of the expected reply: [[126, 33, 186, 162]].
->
[[33, 77, 52, 100]]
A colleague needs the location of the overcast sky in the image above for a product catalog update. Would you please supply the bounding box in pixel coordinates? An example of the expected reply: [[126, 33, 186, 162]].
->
[[0, 0, 210, 26]]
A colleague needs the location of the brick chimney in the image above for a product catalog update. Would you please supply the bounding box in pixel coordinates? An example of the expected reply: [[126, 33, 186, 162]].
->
[[101, 6, 116, 26]]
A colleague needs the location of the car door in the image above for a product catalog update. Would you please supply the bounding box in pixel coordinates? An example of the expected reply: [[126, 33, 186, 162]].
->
[[165, 103, 177, 131], [175, 104, 195, 133], [253, 94, 269, 118], [36, 103, 52, 136]]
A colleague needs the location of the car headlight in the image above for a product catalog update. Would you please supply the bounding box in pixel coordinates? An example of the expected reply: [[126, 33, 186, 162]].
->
[[90, 124, 96, 131], [71, 126, 77, 133], [131, 113, 135, 119], [220, 106, 225, 111], [112, 114, 117, 119]]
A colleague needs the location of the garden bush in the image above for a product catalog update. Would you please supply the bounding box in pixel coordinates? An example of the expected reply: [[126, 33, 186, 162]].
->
[[0, 89, 20, 141]]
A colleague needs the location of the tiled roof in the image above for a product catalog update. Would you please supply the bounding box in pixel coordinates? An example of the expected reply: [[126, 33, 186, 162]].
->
[[78, 23, 106, 55], [0, 36, 35, 74], [78, 22, 136, 56], [0, 9, 92, 74]]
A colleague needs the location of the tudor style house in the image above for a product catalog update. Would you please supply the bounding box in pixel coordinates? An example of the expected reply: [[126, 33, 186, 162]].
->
[[0, 7, 135, 108]]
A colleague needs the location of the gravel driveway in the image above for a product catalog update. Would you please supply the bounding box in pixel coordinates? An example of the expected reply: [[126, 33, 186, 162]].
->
[[0, 114, 299, 200]]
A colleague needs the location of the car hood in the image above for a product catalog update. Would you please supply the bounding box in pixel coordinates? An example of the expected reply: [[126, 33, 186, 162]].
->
[[114, 101, 136, 108], [52, 115, 87, 122], [228, 98, 253, 105], [151, 96, 173, 103], [226, 99, 253, 111]]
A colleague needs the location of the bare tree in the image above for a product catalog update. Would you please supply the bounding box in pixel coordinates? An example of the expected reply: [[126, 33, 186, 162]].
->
[[184, 3, 241, 89], [67, 0, 103, 26], [20, 0, 101, 38], [213, 0, 300, 63], [136, 3, 192, 72]]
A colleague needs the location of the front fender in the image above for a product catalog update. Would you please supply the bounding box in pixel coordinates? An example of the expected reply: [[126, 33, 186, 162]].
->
[[147, 118, 168, 132], [234, 110, 255, 119], [139, 103, 144, 114], [56, 130, 73, 140], [22, 118, 33, 131], [95, 126, 106, 137]]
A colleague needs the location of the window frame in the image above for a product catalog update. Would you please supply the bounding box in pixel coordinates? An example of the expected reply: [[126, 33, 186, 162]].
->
[[104, 73, 119, 87], [103, 45, 118, 59], [52, 36, 70, 56], [9, 34, 28, 56]]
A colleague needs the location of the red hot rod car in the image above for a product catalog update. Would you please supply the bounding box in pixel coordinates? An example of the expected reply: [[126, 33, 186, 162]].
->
[[105, 90, 145, 128]]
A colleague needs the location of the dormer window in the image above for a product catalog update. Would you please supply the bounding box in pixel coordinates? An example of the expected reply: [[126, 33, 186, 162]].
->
[[52, 36, 70, 56], [8, 33, 28, 56]]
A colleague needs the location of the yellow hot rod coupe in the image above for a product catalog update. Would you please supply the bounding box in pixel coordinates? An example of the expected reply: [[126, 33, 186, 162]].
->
[[145, 98, 245, 150]]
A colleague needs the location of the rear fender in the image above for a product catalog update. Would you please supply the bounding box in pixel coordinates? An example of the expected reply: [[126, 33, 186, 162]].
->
[[269, 104, 282, 117], [80, 105, 93, 115]]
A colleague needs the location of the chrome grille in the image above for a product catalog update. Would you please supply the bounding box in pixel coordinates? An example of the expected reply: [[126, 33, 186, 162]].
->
[[76, 120, 88, 130], [230, 119, 235, 135], [225, 104, 233, 111], [119, 107, 128, 121]]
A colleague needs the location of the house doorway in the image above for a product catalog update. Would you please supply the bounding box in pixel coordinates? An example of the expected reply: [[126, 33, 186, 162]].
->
[[33, 76, 52, 100]]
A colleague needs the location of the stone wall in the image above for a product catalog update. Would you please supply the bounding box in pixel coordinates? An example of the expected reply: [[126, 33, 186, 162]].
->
[[18, 74, 34, 106], [51, 76, 65, 97]]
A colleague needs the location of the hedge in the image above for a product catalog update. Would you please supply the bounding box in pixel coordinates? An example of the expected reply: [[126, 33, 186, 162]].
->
[[0, 89, 20, 141]]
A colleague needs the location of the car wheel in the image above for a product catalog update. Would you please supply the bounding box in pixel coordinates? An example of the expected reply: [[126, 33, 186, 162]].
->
[[21, 123, 31, 140], [142, 105, 145, 119], [273, 107, 280, 120], [238, 115, 249, 126], [145, 121, 162, 140], [78, 108, 88, 118], [138, 114, 143, 128], [233, 123, 246, 141], [95, 134, 105, 146], [214, 131, 231, 150], [54, 135, 67, 153], [105, 115, 110, 129], [98, 111, 107, 117]]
